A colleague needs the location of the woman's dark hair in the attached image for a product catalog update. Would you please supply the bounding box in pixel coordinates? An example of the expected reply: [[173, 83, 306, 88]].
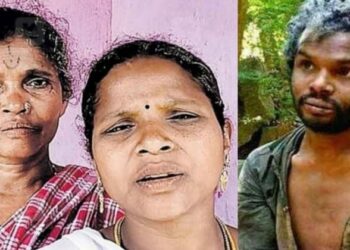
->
[[0, 7, 72, 99], [82, 40, 225, 153]]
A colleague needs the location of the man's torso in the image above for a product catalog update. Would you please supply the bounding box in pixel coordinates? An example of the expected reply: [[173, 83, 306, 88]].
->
[[288, 153, 350, 249]]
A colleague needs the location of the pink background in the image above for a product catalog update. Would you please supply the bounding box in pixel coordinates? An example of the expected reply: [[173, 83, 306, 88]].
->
[[2, 0, 237, 227]]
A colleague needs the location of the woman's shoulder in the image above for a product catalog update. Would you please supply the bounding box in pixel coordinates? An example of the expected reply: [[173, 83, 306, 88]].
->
[[53, 164, 97, 183]]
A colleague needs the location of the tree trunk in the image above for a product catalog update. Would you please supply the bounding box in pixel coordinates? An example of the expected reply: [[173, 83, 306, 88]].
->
[[238, 0, 249, 59]]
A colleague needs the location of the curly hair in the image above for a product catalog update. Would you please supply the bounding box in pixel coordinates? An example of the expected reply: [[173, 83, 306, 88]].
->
[[285, 0, 350, 71], [82, 40, 225, 154], [0, 7, 72, 99]]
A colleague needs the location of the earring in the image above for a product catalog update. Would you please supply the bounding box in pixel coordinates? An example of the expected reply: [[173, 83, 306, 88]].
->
[[97, 177, 104, 214], [218, 154, 230, 198]]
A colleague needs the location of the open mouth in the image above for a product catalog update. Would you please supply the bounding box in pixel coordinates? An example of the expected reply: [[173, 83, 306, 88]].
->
[[136, 173, 184, 183]]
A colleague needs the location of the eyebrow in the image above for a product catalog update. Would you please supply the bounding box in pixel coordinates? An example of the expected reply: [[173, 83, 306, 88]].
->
[[24, 69, 54, 78], [100, 110, 138, 124], [296, 49, 311, 58], [0, 69, 54, 80], [99, 99, 202, 123], [160, 99, 201, 109], [297, 49, 350, 64]]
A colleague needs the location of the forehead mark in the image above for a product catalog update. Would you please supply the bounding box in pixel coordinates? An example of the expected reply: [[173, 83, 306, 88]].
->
[[145, 104, 150, 110], [3, 45, 20, 70]]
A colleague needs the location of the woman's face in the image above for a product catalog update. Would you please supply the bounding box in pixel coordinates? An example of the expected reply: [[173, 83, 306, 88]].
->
[[0, 37, 67, 163], [92, 57, 231, 221]]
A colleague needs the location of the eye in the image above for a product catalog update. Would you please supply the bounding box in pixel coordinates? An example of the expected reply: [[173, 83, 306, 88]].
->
[[298, 59, 314, 71], [105, 123, 135, 134], [336, 66, 350, 77], [169, 112, 198, 121], [24, 77, 50, 89]]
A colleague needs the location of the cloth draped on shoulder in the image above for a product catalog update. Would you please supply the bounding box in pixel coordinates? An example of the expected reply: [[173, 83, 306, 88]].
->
[[40, 228, 123, 250], [0, 165, 123, 250]]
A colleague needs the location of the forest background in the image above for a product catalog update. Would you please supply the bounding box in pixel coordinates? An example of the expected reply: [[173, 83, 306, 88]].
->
[[239, 0, 304, 160]]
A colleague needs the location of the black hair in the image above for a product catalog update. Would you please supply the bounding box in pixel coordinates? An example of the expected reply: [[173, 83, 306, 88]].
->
[[0, 7, 72, 99], [82, 40, 225, 153], [285, 0, 350, 72]]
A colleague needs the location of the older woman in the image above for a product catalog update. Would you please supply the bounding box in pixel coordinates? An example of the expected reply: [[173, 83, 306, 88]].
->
[[44, 40, 237, 249], [0, 8, 120, 249]]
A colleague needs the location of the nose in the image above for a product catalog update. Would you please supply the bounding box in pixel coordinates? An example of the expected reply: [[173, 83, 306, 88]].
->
[[136, 126, 175, 156], [309, 69, 334, 97], [1, 87, 28, 115]]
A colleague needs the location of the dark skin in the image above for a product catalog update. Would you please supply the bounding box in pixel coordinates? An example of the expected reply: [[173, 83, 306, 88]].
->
[[3, 45, 20, 70], [100, 223, 237, 249], [288, 32, 350, 250], [93, 57, 237, 249], [0, 37, 67, 224], [0, 155, 53, 224]]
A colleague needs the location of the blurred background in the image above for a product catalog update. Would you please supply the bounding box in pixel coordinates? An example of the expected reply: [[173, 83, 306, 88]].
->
[[238, 0, 303, 165]]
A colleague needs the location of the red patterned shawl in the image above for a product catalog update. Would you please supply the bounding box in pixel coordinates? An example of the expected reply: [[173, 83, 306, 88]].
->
[[0, 165, 123, 249]]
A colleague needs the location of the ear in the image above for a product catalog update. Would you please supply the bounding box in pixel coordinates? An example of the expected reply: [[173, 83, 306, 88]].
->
[[223, 118, 233, 155], [59, 100, 68, 117]]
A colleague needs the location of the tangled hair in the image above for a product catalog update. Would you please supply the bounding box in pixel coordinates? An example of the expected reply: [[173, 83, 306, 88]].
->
[[285, 0, 350, 72], [82, 40, 225, 154], [0, 7, 72, 99]]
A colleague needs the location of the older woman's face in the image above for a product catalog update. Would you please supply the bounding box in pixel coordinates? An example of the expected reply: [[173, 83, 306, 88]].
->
[[92, 57, 231, 221], [0, 37, 67, 163]]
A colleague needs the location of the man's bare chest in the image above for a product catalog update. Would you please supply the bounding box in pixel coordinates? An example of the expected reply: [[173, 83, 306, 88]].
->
[[288, 162, 350, 249]]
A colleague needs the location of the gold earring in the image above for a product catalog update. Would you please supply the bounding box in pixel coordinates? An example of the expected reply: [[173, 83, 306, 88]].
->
[[218, 154, 230, 197], [97, 177, 104, 214]]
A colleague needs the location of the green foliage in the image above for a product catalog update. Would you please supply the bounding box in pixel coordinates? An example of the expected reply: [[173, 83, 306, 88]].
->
[[239, 0, 302, 123], [239, 65, 296, 123], [247, 0, 303, 69]]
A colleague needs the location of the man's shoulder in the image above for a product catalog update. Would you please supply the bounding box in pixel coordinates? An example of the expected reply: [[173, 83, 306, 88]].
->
[[241, 127, 304, 178], [246, 126, 304, 163]]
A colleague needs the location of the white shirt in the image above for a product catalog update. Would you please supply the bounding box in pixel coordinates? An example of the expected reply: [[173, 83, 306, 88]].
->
[[40, 228, 124, 250]]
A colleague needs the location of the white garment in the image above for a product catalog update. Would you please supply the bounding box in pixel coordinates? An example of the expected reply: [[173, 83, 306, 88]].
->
[[40, 228, 124, 250]]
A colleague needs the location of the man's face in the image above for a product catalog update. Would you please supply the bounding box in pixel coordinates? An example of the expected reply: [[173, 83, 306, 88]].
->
[[0, 37, 67, 163], [292, 32, 350, 133]]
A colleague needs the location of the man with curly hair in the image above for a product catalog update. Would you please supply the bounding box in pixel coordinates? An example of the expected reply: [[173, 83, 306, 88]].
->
[[239, 0, 350, 249]]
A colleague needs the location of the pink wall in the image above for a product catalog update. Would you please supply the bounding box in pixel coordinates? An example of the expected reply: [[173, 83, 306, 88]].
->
[[1, 0, 237, 227]]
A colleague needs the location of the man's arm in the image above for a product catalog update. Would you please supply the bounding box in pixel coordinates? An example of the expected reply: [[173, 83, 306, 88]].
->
[[238, 152, 278, 250]]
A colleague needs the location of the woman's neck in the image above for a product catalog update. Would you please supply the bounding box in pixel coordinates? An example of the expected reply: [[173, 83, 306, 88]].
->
[[0, 151, 53, 196], [0, 150, 53, 224], [120, 210, 225, 250]]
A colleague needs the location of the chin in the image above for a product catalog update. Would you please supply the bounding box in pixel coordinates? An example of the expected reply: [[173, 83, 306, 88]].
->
[[149, 204, 188, 221], [127, 196, 192, 222], [302, 118, 350, 134], [2, 143, 35, 154]]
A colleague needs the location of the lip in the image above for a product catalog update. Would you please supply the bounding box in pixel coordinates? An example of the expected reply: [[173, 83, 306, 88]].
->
[[0, 121, 41, 137], [302, 98, 335, 116], [303, 98, 334, 110], [135, 162, 185, 192]]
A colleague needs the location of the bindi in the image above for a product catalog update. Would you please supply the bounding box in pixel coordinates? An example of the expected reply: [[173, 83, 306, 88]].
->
[[3, 45, 20, 69], [144, 104, 150, 110]]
